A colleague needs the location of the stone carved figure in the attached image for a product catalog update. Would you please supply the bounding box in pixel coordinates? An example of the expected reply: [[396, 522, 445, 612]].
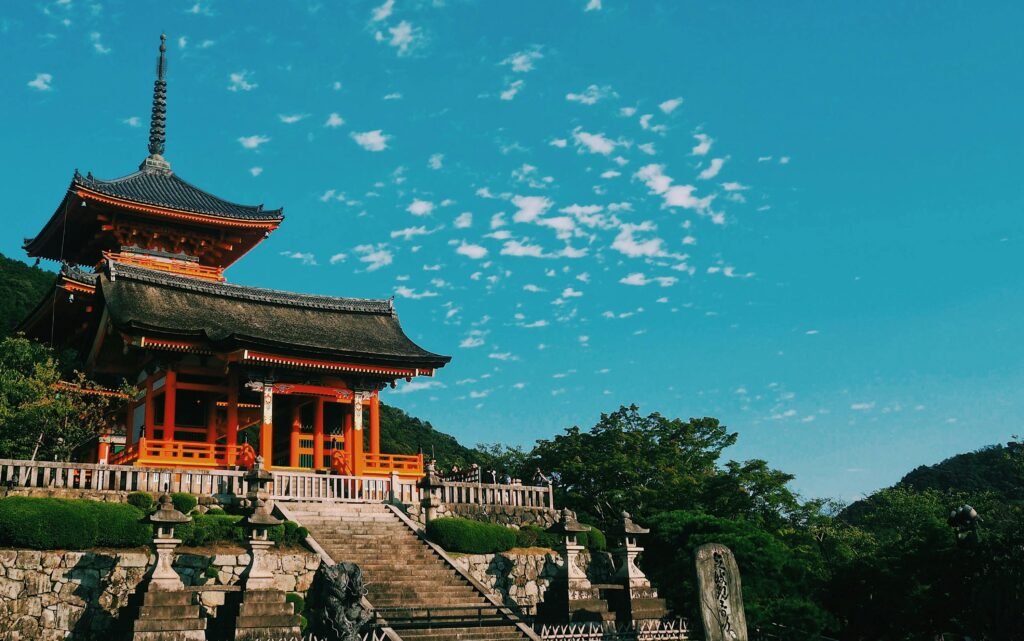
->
[[694, 543, 748, 641], [306, 562, 372, 641]]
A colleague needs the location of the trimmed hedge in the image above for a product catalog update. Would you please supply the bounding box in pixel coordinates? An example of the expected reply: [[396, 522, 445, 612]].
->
[[426, 517, 515, 554], [177, 514, 247, 547], [171, 492, 198, 515], [577, 524, 607, 551], [0, 497, 145, 550], [126, 492, 154, 512], [515, 525, 561, 549]]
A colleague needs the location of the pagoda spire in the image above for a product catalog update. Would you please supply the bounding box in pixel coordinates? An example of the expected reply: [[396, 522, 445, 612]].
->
[[141, 34, 171, 174]]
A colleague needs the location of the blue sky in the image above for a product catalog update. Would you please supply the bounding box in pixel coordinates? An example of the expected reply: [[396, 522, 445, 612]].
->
[[2, 1, 1022, 502]]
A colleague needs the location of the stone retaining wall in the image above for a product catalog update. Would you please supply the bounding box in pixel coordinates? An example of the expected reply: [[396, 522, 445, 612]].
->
[[406, 502, 558, 529], [452, 550, 565, 612], [0, 548, 319, 641]]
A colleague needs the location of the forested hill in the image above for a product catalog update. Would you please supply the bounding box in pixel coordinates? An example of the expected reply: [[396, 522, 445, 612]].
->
[[379, 402, 480, 467], [0, 253, 55, 334], [899, 442, 1024, 502]]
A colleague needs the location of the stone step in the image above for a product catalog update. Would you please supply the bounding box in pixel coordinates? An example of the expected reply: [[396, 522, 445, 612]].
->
[[239, 601, 296, 617], [140, 590, 196, 606], [133, 617, 207, 632], [235, 613, 304, 628], [240, 589, 289, 603], [137, 604, 203, 619]]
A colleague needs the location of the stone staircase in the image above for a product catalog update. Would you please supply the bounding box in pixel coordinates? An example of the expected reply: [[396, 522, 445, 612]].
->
[[283, 502, 538, 641]]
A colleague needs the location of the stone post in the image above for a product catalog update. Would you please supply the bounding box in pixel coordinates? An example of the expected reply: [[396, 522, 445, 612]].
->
[[245, 459, 282, 590], [389, 470, 401, 503], [148, 491, 191, 591], [613, 511, 657, 598], [556, 508, 595, 601], [417, 459, 443, 524]]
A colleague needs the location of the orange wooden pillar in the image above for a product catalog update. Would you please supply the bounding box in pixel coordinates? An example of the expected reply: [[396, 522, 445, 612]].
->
[[369, 391, 381, 455], [259, 384, 273, 466], [352, 394, 365, 475], [342, 407, 354, 474], [163, 369, 177, 441], [313, 398, 325, 470], [289, 403, 302, 468], [97, 432, 110, 464], [206, 395, 218, 444], [226, 369, 239, 466], [144, 378, 156, 441]]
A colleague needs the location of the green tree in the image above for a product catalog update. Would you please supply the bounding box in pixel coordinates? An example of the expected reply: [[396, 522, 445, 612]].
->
[[0, 335, 124, 461], [0, 253, 55, 335], [530, 404, 737, 524]]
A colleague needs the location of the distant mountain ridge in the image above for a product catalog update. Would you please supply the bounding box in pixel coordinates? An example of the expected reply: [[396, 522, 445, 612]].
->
[[899, 442, 1023, 502], [0, 253, 55, 334]]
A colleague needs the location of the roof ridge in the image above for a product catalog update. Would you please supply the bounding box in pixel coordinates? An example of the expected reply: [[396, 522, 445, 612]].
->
[[106, 262, 394, 315]]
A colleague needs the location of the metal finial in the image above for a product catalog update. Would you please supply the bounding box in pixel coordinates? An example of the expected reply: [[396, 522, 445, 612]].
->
[[143, 33, 171, 173]]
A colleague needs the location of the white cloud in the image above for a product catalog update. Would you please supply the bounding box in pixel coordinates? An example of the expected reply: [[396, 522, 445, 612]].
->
[[454, 212, 473, 229], [89, 32, 111, 54], [659, 97, 683, 114], [612, 222, 666, 258], [635, 164, 714, 213], [395, 286, 438, 300], [278, 113, 308, 124], [428, 153, 444, 170], [566, 84, 613, 105], [500, 240, 547, 258], [227, 70, 257, 92], [27, 73, 53, 91], [329, 253, 347, 265], [324, 113, 345, 128], [383, 92, 403, 100], [600, 170, 621, 179], [619, 106, 637, 117], [572, 127, 618, 155], [488, 352, 519, 361], [460, 330, 486, 349], [561, 287, 583, 298], [523, 284, 545, 293], [249, 167, 263, 177], [280, 251, 317, 265], [406, 199, 435, 216], [584, 0, 602, 10], [500, 79, 524, 101], [238, 135, 271, 150], [354, 244, 393, 271], [512, 195, 553, 223], [178, 36, 188, 49], [351, 130, 390, 151], [691, 133, 712, 156], [390, 225, 438, 241], [722, 181, 748, 192], [385, 21, 420, 56], [549, 138, 568, 148], [122, 116, 141, 128], [501, 48, 543, 73], [522, 320, 549, 328], [698, 157, 726, 180], [619, 272, 677, 287], [456, 242, 488, 259], [850, 402, 875, 411], [371, 0, 394, 21]]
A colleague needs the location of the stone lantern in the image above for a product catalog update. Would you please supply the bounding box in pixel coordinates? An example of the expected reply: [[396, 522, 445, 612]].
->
[[244, 455, 282, 589], [148, 490, 191, 591], [552, 508, 595, 601], [417, 458, 444, 524], [612, 511, 668, 623]]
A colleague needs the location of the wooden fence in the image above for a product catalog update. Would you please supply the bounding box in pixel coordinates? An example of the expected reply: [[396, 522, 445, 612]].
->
[[270, 470, 420, 503], [0, 458, 249, 497], [539, 619, 690, 641]]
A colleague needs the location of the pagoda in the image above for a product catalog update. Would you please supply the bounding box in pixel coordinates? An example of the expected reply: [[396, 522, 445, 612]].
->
[[19, 35, 450, 477]]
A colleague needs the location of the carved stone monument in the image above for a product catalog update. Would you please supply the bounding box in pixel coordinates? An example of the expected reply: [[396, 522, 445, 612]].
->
[[306, 562, 373, 641], [694, 543, 748, 641]]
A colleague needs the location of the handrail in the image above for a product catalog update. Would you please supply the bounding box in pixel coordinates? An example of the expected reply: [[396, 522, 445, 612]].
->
[[0, 458, 249, 496]]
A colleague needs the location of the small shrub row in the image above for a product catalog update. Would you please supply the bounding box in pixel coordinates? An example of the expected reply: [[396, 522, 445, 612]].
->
[[426, 517, 516, 554], [0, 497, 308, 550], [576, 524, 607, 551], [0, 497, 149, 550], [514, 525, 561, 549]]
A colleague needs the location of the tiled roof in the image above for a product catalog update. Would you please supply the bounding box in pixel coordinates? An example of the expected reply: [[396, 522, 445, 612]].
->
[[74, 169, 283, 221]]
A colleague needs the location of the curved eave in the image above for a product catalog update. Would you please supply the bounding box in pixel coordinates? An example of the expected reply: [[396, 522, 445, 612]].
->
[[75, 187, 283, 230]]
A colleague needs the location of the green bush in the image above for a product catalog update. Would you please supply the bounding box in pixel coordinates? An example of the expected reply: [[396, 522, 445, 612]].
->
[[577, 524, 607, 551], [204, 565, 220, 579], [0, 497, 153, 550], [286, 592, 305, 613], [178, 514, 246, 547], [87, 502, 151, 547], [426, 517, 515, 554], [205, 507, 226, 515], [282, 520, 309, 546], [0, 497, 98, 550], [126, 492, 154, 512], [171, 492, 198, 515], [515, 525, 560, 549]]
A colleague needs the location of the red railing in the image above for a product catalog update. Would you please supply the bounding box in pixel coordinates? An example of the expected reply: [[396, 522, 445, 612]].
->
[[330, 450, 423, 478], [107, 438, 254, 468]]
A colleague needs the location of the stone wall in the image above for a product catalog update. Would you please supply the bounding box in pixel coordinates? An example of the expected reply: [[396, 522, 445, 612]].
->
[[406, 502, 558, 529], [452, 550, 564, 613], [0, 548, 319, 641]]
